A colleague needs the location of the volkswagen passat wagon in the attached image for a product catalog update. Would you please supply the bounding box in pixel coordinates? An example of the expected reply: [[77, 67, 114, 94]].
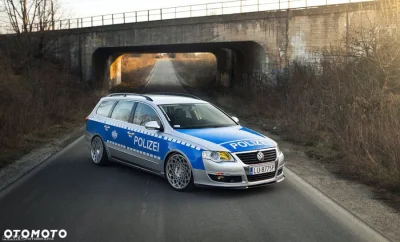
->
[[85, 93, 285, 191]]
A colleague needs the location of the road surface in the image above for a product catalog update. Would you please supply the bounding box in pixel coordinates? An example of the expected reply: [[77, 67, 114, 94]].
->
[[141, 59, 187, 93], [0, 60, 388, 242]]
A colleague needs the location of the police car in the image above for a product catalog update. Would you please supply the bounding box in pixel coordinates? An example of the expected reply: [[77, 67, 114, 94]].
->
[[86, 93, 285, 191]]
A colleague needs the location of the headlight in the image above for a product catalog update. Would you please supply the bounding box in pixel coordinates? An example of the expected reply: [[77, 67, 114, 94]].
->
[[202, 151, 235, 163], [276, 145, 282, 154]]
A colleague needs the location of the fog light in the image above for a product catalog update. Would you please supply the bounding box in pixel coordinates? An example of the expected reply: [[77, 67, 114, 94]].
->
[[208, 174, 242, 183]]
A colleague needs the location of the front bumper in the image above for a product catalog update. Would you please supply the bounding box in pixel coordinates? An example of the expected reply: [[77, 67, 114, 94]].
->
[[192, 152, 285, 188]]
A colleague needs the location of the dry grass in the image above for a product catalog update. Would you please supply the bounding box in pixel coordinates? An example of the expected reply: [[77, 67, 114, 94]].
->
[[111, 54, 156, 92], [173, 33, 400, 194], [223, 57, 400, 193], [172, 53, 216, 90], [0, 53, 99, 168]]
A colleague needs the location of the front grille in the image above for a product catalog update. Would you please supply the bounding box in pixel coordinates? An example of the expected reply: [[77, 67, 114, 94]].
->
[[247, 172, 276, 182], [236, 149, 277, 164], [277, 168, 283, 176]]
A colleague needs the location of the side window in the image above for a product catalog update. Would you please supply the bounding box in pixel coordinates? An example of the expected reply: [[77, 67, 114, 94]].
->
[[110, 100, 135, 122], [133, 103, 161, 126], [96, 100, 116, 117]]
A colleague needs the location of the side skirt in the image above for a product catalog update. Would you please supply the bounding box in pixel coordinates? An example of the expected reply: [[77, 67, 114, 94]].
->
[[111, 157, 165, 178]]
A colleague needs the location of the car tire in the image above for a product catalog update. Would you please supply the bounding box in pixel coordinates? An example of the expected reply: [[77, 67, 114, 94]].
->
[[165, 153, 195, 192], [90, 136, 109, 166]]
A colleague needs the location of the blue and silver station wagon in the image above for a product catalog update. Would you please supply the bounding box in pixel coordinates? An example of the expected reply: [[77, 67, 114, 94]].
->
[[85, 93, 285, 191]]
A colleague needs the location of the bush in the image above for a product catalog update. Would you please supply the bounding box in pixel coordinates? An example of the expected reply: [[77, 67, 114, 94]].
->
[[0, 37, 99, 167]]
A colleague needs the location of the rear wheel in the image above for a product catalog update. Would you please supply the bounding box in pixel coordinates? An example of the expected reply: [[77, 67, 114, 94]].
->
[[90, 136, 109, 166], [165, 154, 195, 191]]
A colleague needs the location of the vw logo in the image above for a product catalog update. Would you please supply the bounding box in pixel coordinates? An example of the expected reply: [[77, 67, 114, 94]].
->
[[256, 151, 264, 161]]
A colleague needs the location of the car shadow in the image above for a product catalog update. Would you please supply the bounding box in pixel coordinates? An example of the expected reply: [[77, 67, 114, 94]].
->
[[106, 160, 280, 199]]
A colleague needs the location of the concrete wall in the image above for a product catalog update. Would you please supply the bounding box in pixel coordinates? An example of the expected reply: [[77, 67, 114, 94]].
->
[[51, 2, 376, 89]]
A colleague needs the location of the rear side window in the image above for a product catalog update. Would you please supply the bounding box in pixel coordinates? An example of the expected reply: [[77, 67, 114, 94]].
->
[[133, 103, 161, 126], [111, 101, 135, 122], [96, 100, 116, 117]]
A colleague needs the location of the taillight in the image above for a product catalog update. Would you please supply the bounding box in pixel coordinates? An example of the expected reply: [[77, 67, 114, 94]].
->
[[85, 116, 89, 124]]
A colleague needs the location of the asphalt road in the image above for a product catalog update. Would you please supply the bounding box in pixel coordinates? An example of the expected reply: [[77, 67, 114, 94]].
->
[[0, 60, 388, 242], [141, 59, 187, 93]]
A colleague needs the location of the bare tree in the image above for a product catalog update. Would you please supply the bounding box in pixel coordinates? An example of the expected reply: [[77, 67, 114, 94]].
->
[[378, 0, 400, 22], [1, 0, 60, 33]]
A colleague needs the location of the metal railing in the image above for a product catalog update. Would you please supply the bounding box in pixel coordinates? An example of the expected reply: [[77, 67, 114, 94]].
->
[[1, 0, 374, 33]]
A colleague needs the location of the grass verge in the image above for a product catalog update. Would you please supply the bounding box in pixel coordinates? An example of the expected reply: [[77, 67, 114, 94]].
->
[[0, 53, 99, 169], [111, 54, 157, 93], [171, 53, 216, 92]]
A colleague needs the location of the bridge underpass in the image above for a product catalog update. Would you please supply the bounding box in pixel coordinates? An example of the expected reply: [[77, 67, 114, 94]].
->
[[35, 2, 375, 90], [93, 41, 266, 90]]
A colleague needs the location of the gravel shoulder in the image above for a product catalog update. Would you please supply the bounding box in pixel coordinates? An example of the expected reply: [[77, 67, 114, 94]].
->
[[0, 125, 85, 192]]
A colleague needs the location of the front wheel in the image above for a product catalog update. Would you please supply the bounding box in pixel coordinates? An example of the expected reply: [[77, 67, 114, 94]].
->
[[90, 136, 109, 166], [165, 154, 195, 191]]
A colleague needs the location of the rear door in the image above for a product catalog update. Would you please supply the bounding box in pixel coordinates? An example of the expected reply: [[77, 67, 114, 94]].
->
[[106, 100, 136, 162], [87, 99, 117, 149]]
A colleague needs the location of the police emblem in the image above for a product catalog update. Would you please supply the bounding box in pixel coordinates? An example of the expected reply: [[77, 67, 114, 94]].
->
[[112, 130, 118, 140]]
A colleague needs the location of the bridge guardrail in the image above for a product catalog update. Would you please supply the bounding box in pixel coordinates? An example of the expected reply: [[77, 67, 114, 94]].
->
[[1, 0, 374, 33]]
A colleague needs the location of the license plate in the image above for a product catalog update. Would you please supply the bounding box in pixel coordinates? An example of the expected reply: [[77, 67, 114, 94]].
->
[[250, 163, 275, 175]]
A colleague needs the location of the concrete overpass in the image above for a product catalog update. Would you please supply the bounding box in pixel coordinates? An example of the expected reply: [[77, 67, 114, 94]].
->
[[47, 2, 375, 89]]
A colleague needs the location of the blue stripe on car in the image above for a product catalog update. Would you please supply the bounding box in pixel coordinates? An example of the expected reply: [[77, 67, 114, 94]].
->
[[87, 117, 205, 170]]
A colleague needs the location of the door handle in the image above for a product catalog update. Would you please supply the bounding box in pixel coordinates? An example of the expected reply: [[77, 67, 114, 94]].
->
[[104, 125, 110, 130], [127, 131, 135, 137]]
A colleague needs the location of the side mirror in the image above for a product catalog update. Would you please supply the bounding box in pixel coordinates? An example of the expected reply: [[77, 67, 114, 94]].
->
[[232, 116, 239, 123], [144, 121, 161, 130]]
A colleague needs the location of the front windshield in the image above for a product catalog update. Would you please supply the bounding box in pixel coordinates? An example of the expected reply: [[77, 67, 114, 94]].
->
[[159, 103, 237, 129]]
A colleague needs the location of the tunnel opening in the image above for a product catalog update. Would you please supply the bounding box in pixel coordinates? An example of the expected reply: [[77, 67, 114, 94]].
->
[[107, 52, 218, 94], [116, 53, 159, 92], [91, 41, 267, 92]]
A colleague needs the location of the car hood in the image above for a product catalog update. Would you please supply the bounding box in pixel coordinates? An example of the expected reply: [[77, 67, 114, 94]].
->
[[176, 125, 276, 152]]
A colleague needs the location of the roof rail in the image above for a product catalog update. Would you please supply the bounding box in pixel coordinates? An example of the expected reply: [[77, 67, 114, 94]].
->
[[107, 93, 153, 101], [147, 92, 201, 100]]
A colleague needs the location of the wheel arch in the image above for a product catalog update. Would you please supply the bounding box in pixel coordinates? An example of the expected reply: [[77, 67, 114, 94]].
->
[[164, 150, 194, 172], [91, 134, 111, 160]]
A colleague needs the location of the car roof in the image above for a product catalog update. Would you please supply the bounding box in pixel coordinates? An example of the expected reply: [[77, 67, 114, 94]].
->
[[146, 94, 208, 105], [102, 93, 208, 105]]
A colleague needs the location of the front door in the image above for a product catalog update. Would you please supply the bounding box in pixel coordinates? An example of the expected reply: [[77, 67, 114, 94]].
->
[[128, 102, 165, 172]]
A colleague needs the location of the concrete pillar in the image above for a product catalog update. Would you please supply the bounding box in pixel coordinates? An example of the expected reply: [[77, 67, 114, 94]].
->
[[106, 54, 123, 89], [214, 49, 234, 88], [231, 42, 267, 88], [92, 49, 109, 91], [227, 48, 245, 87]]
